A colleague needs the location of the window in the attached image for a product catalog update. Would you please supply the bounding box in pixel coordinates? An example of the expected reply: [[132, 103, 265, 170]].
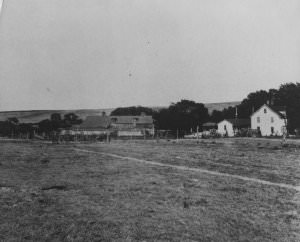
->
[[224, 125, 227, 130], [257, 117, 260, 123], [264, 109, 267, 113], [271, 127, 274, 134], [271, 117, 274, 123]]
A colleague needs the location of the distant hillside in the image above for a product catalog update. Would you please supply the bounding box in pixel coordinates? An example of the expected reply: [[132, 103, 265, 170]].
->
[[204, 101, 241, 114], [0, 102, 240, 123], [0, 108, 114, 123], [152, 101, 240, 114]]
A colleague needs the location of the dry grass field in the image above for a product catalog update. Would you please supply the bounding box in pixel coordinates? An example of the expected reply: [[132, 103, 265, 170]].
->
[[1, 138, 300, 241]]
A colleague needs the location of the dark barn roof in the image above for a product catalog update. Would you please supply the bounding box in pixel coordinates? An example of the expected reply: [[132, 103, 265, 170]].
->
[[77, 115, 153, 130], [110, 115, 153, 124], [79, 116, 111, 129]]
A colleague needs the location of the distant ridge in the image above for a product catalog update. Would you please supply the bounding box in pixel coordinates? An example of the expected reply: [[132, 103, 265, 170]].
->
[[151, 101, 241, 114], [0, 101, 240, 123], [204, 101, 241, 114], [0, 108, 114, 123]]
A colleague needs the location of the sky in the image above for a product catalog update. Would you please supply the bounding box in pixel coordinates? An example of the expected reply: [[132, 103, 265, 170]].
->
[[0, 0, 299, 111]]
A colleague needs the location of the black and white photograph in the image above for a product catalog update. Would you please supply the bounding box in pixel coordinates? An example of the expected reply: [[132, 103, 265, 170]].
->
[[0, 0, 300, 241]]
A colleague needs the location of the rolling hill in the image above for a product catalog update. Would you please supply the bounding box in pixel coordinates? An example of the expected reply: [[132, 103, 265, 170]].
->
[[0, 109, 114, 124], [0, 101, 240, 123], [204, 101, 241, 114]]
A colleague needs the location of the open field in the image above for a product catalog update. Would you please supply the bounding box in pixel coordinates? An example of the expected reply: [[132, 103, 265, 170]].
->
[[1, 139, 300, 241]]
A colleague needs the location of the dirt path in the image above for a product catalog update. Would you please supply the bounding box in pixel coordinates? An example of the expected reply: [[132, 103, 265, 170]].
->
[[74, 148, 300, 192]]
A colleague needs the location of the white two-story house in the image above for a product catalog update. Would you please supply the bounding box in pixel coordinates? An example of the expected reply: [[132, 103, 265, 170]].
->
[[251, 104, 287, 136]]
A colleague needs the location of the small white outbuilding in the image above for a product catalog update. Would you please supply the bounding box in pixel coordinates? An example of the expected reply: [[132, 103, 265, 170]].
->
[[251, 104, 287, 136], [218, 119, 250, 137]]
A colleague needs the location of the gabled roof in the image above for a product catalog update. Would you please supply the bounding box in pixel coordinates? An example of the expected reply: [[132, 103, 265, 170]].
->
[[78, 115, 154, 129], [79, 116, 111, 129], [251, 104, 286, 119], [110, 115, 153, 124], [219, 119, 250, 127]]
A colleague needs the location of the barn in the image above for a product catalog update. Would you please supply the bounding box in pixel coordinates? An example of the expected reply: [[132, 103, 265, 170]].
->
[[218, 119, 250, 137], [61, 113, 155, 138], [76, 115, 111, 135], [251, 104, 287, 136], [59, 115, 110, 141], [110, 115, 154, 137]]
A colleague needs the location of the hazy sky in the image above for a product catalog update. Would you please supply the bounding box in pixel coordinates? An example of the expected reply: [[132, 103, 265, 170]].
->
[[0, 0, 299, 111]]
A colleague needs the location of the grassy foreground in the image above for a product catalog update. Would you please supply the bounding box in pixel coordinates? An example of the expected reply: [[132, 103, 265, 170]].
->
[[0, 139, 300, 241]]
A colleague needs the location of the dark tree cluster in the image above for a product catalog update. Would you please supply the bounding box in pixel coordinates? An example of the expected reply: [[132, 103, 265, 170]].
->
[[111, 106, 155, 116], [111, 100, 209, 136], [154, 100, 209, 135], [0, 113, 82, 138], [0, 118, 34, 138], [271, 83, 300, 132], [38, 113, 82, 135]]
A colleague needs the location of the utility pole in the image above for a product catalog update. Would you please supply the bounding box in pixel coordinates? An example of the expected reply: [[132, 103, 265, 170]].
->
[[282, 112, 288, 145], [235, 106, 238, 136]]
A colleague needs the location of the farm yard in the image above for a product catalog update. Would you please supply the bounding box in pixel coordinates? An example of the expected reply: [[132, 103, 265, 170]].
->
[[1, 139, 300, 241]]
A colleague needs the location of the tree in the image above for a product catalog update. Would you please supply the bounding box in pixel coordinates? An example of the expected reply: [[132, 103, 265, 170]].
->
[[275, 83, 300, 132], [111, 106, 155, 116], [49, 113, 64, 130], [237, 90, 270, 118], [211, 90, 275, 121], [0, 121, 15, 137], [210, 110, 224, 123], [155, 99, 209, 134], [38, 119, 54, 134], [63, 113, 82, 126], [18, 123, 34, 138], [50, 113, 62, 121], [7, 117, 19, 125], [38, 113, 63, 135]]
